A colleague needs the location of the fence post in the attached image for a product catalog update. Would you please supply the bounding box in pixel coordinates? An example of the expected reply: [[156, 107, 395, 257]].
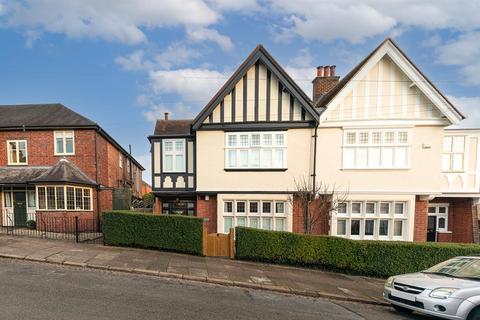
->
[[75, 216, 79, 243], [202, 226, 208, 256], [228, 227, 235, 259]]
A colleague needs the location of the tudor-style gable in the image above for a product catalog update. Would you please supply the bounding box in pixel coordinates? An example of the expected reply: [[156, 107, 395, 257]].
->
[[317, 38, 464, 127], [192, 45, 318, 130]]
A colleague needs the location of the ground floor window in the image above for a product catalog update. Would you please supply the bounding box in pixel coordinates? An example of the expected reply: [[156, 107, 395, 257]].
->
[[334, 200, 408, 240], [221, 199, 288, 233], [162, 199, 195, 216], [36, 186, 92, 211]]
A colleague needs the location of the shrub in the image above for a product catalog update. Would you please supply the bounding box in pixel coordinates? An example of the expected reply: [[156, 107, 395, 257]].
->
[[26, 220, 36, 229], [235, 227, 480, 277], [102, 211, 204, 255]]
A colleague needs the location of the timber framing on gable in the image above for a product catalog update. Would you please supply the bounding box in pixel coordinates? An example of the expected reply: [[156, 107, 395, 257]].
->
[[192, 45, 319, 130]]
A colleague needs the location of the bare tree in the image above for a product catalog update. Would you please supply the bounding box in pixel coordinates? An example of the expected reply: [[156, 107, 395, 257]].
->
[[290, 176, 349, 234]]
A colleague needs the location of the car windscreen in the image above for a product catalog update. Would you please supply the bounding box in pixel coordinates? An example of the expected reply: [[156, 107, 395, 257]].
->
[[424, 257, 480, 280]]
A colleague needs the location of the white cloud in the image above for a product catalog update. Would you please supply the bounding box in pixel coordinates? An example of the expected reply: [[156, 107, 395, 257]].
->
[[2, 0, 219, 45], [268, 0, 480, 43], [143, 102, 195, 122], [115, 50, 154, 71], [447, 96, 480, 129], [436, 32, 480, 85], [207, 0, 259, 11], [155, 43, 200, 69], [186, 27, 234, 51], [149, 68, 229, 103]]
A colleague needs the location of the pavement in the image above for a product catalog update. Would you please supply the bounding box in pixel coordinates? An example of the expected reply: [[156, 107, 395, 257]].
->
[[0, 259, 426, 320], [0, 235, 387, 306]]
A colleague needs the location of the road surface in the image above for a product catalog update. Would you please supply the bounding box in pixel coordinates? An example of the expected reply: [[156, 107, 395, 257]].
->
[[0, 259, 430, 320]]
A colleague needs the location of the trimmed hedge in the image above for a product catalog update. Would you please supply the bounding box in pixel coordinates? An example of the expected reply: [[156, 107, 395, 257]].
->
[[102, 211, 203, 255], [235, 227, 480, 277]]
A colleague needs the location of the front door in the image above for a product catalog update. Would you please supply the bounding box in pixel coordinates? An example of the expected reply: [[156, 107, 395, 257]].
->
[[13, 192, 27, 227], [427, 216, 437, 242]]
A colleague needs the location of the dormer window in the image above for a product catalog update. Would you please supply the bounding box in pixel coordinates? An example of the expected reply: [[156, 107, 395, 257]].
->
[[54, 131, 75, 155], [7, 140, 27, 165]]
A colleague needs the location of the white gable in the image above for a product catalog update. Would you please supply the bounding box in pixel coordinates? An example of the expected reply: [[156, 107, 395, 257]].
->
[[320, 40, 462, 126]]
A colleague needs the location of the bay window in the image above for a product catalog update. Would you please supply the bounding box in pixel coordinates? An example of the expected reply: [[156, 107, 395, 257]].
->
[[342, 129, 411, 169], [334, 200, 408, 240], [54, 131, 75, 155], [225, 132, 287, 169], [7, 140, 27, 165], [442, 136, 465, 172], [36, 186, 92, 211], [163, 139, 185, 172], [221, 199, 288, 233]]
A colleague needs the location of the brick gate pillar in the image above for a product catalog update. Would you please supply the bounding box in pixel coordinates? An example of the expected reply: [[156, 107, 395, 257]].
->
[[413, 195, 429, 242]]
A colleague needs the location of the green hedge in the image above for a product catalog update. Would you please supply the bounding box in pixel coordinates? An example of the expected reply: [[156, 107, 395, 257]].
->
[[235, 227, 480, 277], [102, 211, 203, 255]]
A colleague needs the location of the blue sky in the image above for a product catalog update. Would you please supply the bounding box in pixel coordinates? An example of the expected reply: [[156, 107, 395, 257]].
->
[[0, 0, 479, 183]]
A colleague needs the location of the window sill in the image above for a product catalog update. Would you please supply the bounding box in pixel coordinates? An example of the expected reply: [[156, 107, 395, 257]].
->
[[224, 168, 287, 172], [54, 153, 75, 156], [7, 163, 28, 166]]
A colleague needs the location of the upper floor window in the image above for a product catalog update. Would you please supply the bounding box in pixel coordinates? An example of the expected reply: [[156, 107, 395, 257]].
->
[[163, 139, 185, 172], [127, 158, 131, 175], [342, 129, 411, 169], [442, 136, 464, 172], [7, 140, 27, 165], [54, 131, 75, 155], [225, 132, 287, 169], [119, 153, 123, 168]]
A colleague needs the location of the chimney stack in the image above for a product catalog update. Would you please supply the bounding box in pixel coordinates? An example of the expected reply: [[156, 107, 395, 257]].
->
[[164, 112, 169, 121], [312, 65, 340, 102]]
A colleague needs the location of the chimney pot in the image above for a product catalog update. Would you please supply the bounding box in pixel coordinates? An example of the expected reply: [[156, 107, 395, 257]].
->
[[164, 112, 169, 120], [330, 65, 336, 76], [316, 66, 324, 77], [324, 65, 330, 77]]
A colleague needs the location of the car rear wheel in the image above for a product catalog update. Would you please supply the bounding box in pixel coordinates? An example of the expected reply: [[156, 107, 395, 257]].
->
[[392, 304, 414, 314], [468, 307, 480, 320]]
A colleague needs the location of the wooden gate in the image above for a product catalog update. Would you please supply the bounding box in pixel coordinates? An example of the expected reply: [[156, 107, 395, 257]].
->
[[203, 227, 234, 258]]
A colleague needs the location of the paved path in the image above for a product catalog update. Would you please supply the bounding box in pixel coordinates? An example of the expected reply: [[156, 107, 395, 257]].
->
[[0, 259, 428, 320], [0, 235, 386, 305]]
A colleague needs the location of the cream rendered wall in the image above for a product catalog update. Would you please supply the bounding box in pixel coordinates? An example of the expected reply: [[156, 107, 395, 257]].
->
[[196, 128, 314, 191], [315, 125, 444, 193]]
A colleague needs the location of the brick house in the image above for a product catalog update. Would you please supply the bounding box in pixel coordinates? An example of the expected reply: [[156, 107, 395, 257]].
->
[[0, 104, 144, 228], [149, 39, 479, 243]]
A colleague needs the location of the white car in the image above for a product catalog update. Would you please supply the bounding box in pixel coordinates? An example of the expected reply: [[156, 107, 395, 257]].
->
[[384, 256, 480, 319]]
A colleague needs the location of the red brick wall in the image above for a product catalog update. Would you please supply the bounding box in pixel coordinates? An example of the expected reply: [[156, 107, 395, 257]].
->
[[414, 196, 429, 242], [292, 195, 329, 235], [153, 197, 162, 214], [437, 232, 453, 242], [35, 211, 95, 232], [431, 197, 474, 243], [196, 195, 217, 233]]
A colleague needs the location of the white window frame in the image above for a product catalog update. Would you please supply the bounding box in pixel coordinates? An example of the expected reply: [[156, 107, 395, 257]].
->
[[342, 129, 411, 169], [162, 139, 186, 173], [36, 185, 92, 211], [7, 140, 28, 165], [221, 199, 288, 233], [224, 131, 287, 169], [54, 130, 75, 156], [428, 204, 449, 232], [442, 135, 465, 172], [333, 200, 408, 241], [119, 153, 123, 168]]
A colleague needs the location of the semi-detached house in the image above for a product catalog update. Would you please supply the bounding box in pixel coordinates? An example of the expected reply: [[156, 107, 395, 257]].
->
[[0, 104, 144, 229], [149, 38, 479, 244]]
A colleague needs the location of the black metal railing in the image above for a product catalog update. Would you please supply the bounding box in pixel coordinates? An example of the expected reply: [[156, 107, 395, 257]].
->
[[0, 210, 103, 244]]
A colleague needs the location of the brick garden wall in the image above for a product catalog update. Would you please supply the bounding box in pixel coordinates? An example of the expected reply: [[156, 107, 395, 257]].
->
[[196, 195, 217, 233]]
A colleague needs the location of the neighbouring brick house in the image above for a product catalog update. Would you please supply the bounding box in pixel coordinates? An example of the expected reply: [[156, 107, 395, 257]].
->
[[0, 104, 144, 229], [149, 39, 479, 244]]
